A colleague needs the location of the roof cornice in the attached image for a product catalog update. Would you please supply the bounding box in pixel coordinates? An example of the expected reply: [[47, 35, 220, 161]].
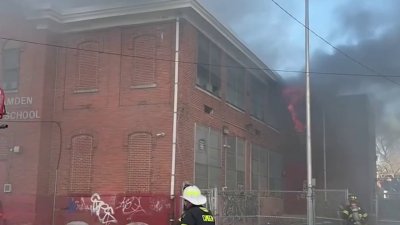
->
[[27, 0, 192, 23], [24, 0, 279, 81]]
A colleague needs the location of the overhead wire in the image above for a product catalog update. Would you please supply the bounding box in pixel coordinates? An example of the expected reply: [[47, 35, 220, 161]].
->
[[0, 30, 400, 80], [270, 0, 400, 86]]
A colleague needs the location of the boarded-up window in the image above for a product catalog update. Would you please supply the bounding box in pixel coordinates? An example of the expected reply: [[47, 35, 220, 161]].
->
[[75, 41, 99, 92], [70, 135, 93, 193], [127, 132, 152, 192], [1, 41, 20, 91], [131, 35, 156, 87], [0, 136, 9, 160]]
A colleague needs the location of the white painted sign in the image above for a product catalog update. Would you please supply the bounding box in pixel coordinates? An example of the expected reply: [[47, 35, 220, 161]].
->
[[5, 97, 33, 106], [3, 96, 41, 120], [3, 110, 40, 120]]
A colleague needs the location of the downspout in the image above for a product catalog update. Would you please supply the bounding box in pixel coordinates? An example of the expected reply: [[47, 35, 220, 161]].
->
[[323, 110, 327, 201], [52, 48, 61, 225], [170, 17, 180, 200]]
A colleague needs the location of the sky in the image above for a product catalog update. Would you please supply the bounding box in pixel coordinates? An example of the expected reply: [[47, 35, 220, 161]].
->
[[200, 0, 400, 136], [199, 0, 398, 73]]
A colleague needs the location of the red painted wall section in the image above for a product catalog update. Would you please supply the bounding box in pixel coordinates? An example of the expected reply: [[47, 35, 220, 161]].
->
[[283, 163, 306, 214], [55, 194, 172, 225]]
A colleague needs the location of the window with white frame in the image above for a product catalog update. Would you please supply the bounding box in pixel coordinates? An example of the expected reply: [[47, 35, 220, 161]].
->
[[195, 124, 222, 189], [196, 32, 221, 96], [226, 56, 245, 109], [226, 136, 245, 189], [251, 144, 268, 190]]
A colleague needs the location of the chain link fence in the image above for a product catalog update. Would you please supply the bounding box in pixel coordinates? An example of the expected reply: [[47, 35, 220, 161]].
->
[[201, 189, 348, 225], [375, 192, 400, 225]]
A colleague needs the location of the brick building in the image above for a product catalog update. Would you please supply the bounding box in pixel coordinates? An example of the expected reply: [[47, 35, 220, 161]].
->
[[0, 1, 296, 225]]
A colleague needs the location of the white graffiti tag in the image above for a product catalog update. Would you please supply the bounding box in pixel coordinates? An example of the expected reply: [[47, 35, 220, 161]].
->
[[149, 199, 170, 212], [90, 193, 118, 225], [75, 197, 91, 211], [150, 200, 163, 212], [116, 197, 146, 220]]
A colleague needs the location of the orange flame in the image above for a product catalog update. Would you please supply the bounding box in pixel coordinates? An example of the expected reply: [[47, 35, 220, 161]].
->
[[283, 87, 305, 133]]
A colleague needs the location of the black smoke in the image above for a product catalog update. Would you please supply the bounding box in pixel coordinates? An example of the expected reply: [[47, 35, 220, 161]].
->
[[310, 0, 400, 135]]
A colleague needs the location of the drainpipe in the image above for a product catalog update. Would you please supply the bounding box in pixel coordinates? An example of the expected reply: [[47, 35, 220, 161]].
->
[[323, 110, 327, 201], [52, 121, 62, 225], [170, 17, 180, 200]]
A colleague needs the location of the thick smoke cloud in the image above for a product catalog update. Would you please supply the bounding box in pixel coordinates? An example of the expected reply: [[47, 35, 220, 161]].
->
[[201, 0, 400, 136], [310, 0, 400, 135], [201, 0, 305, 73]]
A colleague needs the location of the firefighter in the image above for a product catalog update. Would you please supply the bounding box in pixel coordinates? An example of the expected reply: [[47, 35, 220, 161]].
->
[[340, 194, 368, 225], [178, 185, 215, 225]]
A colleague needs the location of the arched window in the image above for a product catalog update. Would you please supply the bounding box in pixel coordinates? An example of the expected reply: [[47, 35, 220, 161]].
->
[[75, 41, 99, 92], [131, 35, 156, 87], [70, 135, 93, 193], [127, 132, 152, 192], [1, 40, 21, 91]]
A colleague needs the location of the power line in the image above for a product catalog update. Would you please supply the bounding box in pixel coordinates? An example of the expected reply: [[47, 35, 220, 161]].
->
[[1, 35, 400, 79], [274, 69, 400, 78], [270, 0, 400, 86]]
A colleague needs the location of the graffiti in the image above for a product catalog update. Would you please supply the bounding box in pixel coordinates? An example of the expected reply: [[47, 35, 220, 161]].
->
[[150, 200, 163, 212], [75, 197, 91, 211], [68, 197, 91, 212], [116, 196, 146, 220], [62, 194, 171, 225], [149, 199, 170, 212], [90, 193, 118, 225], [76, 198, 91, 211]]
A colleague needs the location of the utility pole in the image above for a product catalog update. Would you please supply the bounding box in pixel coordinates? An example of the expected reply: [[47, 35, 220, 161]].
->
[[305, 0, 315, 225]]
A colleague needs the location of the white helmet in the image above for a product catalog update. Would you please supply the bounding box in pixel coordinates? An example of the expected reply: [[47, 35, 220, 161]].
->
[[181, 185, 207, 205]]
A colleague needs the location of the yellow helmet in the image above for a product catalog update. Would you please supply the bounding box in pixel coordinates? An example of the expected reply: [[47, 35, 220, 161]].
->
[[181, 185, 207, 205]]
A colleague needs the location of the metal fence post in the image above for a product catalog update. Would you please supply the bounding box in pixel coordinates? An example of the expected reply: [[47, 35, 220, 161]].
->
[[214, 187, 218, 216], [375, 193, 378, 225]]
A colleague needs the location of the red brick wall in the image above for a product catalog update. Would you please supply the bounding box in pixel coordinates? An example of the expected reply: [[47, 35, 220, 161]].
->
[[176, 20, 284, 191], [53, 22, 176, 197], [0, 8, 294, 223]]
